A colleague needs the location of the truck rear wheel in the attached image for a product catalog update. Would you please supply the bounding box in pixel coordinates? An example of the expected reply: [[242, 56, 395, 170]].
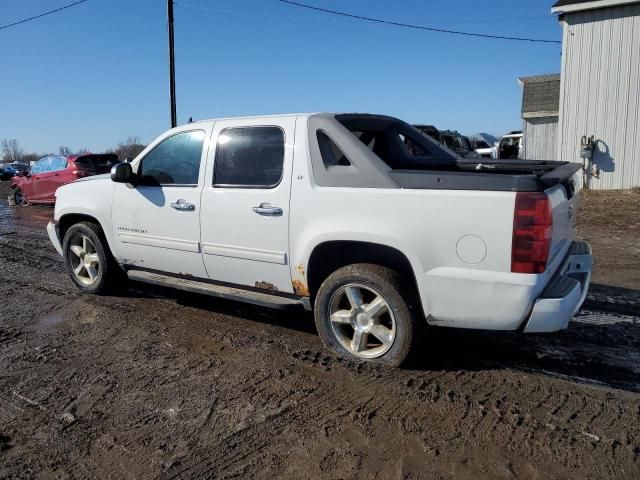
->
[[62, 222, 116, 294], [313, 264, 421, 367]]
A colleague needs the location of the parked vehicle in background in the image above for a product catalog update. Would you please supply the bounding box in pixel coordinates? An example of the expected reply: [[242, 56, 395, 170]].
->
[[0, 162, 30, 180], [440, 130, 478, 158], [494, 131, 524, 159], [414, 126, 478, 158], [48, 113, 591, 367], [9, 153, 119, 205], [470, 133, 497, 158], [413, 124, 442, 143]]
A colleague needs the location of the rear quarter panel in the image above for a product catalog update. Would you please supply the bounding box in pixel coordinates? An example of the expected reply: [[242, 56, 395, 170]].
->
[[288, 120, 519, 320]]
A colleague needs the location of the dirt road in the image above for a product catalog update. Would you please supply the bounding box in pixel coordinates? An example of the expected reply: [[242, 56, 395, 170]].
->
[[0, 182, 639, 479]]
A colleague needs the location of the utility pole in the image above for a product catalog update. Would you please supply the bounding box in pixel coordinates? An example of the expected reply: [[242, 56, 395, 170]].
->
[[167, 0, 177, 128]]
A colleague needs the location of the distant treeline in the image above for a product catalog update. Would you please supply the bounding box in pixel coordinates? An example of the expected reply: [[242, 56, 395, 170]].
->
[[1, 137, 146, 164]]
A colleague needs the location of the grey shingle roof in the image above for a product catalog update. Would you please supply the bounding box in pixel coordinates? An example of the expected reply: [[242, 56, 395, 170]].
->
[[519, 74, 560, 117]]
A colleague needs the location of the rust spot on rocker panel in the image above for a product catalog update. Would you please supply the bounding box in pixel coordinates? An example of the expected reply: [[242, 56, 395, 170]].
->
[[255, 281, 278, 292], [121, 258, 144, 266], [292, 280, 310, 297]]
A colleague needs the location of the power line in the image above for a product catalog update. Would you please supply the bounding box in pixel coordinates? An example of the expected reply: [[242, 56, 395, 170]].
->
[[174, 2, 311, 22], [277, 0, 561, 45], [175, 2, 551, 27], [0, 0, 90, 32]]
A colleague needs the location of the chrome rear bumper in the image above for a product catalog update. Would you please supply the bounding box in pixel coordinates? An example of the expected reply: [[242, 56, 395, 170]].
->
[[523, 241, 592, 333]]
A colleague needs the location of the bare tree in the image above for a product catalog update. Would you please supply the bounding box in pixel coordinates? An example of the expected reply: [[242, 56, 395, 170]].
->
[[1, 138, 25, 163], [110, 136, 146, 161], [21, 153, 40, 165]]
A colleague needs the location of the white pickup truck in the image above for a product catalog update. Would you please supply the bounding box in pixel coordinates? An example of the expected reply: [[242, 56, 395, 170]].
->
[[47, 113, 592, 366]]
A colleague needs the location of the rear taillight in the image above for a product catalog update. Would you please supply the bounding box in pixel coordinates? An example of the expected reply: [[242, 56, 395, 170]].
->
[[72, 170, 88, 178], [511, 192, 552, 274]]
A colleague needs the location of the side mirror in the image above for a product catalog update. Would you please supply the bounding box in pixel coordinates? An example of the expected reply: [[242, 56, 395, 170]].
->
[[111, 162, 135, 184]]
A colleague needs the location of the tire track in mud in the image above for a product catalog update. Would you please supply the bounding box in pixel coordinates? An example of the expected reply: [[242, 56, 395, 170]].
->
[[281, 340, 640, 476]]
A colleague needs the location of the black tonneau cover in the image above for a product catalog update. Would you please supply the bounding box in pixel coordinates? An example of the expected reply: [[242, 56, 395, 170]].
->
[[390, 160, 581, 192]]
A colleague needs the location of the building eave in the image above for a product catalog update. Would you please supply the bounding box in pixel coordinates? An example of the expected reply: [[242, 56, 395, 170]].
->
[[552, 0, 640, 14], [523, 111, 560, 119]]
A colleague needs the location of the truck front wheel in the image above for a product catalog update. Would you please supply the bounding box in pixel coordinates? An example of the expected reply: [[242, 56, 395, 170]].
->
[[313, 264, 421, 367], [62, 222, 115, 294]]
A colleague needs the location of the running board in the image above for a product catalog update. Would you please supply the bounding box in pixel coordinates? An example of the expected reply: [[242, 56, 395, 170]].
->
[[127, 270, 309, 310]]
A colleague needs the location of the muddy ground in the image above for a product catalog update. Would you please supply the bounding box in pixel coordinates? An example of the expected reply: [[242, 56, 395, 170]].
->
[[578, 188, 640, 290], [0, 181, 639, 479]]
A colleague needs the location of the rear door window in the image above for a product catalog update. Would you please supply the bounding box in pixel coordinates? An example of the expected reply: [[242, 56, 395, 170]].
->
[[213, 127, 284, 188]]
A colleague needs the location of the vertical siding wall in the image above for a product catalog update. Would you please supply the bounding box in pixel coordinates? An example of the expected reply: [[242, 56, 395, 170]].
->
[[557, 4, 640, 189], [523, 117, 559, 160]]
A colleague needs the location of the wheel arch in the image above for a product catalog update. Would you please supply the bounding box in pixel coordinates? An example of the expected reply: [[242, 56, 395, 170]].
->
[[58, 213, 106, 244], [305, 240, 423, 314]]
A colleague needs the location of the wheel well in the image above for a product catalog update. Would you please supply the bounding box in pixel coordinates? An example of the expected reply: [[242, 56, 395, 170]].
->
[[307, 241, 420, 301], [58, 214, 102, 240]]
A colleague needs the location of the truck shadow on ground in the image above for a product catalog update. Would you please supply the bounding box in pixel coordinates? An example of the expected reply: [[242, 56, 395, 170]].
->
[[119, 283, 640, 394], [421, 316, 640, 393]]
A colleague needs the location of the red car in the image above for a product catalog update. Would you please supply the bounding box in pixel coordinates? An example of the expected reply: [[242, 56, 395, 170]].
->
[[10, 153, 119, 205]]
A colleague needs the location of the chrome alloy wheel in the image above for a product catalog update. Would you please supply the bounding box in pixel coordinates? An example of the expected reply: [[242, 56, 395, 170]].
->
[[328, 283, 397, 359], [68, 234, 100, 286]]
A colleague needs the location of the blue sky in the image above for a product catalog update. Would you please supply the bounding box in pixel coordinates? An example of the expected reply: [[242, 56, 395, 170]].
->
[[1, 0, 562, 153]]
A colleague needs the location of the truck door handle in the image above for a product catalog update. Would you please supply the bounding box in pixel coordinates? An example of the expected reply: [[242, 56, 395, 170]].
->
[[253, 203, 283, 217], [171, 199, 196, 211]]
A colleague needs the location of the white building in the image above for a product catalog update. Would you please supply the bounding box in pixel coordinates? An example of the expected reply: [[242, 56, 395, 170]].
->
[[552, 0, 640, 189], [518, 74, 560, 162]]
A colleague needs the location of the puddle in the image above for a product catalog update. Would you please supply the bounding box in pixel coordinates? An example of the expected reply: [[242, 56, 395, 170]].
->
[[0, 202, 17, 236], [37, 310, 66, 331], [12, 206, 53, 228], [0, 191, 53, 236]]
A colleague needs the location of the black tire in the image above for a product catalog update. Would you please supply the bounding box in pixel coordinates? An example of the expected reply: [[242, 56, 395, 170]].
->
[[313, 263, 422, 367], [12, 188, 28, 206], [62, 222, 118, 294]]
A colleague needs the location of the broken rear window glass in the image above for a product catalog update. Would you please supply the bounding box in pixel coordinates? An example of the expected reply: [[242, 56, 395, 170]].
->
[[75, 154, 119, 172]]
